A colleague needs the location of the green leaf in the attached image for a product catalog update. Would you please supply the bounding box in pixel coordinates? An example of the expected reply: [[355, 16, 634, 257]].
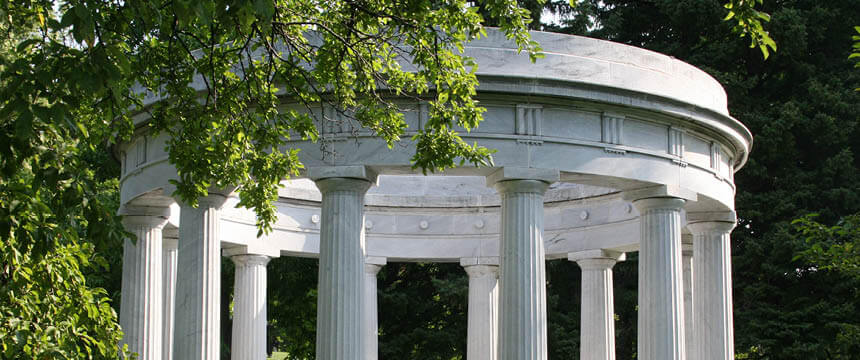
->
[[16, 39, 41, 53], [15, 111, 34, 140]]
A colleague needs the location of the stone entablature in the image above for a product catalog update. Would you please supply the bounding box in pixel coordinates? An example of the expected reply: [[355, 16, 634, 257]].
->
[[120, 96, 743, 213]]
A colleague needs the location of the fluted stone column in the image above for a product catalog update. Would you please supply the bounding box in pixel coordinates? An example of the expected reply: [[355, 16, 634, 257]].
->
[[231, 254, 271, 360], [364, 257, 386, 360], [311, 166, 375, 360], [489, 168, 557, 360], [681, 239, 694, 359], [688, 219, 736, 360], [119, 208, 169, 360], [461, 257, 499, 360], [569, 250, 625, 360], [162, 234, 179, 360], [174, 194, 228, 360], [625, 186, 694, 360]]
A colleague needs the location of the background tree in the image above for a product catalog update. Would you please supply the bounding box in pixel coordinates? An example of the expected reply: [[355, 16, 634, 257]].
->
[[544, 0, 860, 359]]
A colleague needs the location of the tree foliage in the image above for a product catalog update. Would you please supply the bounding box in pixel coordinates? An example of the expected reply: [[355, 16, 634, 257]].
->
[[723, 0, 777, 58], [377, 263, 468, 359], [265, 257, 319, 359], [0, 4, 128, 358], [795, 214, 860, 278], [3, 0, 543, 239], [82, 0, 538, 233], [0, 0, 540, 357]]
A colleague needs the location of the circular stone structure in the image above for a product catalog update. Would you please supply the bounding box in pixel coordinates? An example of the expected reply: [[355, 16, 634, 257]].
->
[[116, 30, 750, 360]]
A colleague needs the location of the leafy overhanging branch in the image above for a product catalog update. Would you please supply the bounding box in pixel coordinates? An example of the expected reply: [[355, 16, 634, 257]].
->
[[125, 0, 543, 234], [723, 0, 777, 59]]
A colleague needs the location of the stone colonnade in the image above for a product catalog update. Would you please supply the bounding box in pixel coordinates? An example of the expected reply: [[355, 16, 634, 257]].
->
[[119, 168, 737, 360]]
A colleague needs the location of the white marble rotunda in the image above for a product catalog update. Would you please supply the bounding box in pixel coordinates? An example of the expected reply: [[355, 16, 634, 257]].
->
[[116, 29, 751, 360]]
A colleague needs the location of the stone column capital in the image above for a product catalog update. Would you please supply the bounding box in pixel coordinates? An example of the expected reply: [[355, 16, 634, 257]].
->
[[366, 256, 387, 266], [622, 185, 697, 203], [463, 264, 500, 278], [122, 214, 169, 229], [460, 256, 500, 267], [175, 194, 229, 209], [365, 257, 387, 275], [120, 205, 170, 230], [119, 204, 172, 218], [231, 254, 272, 267], [223, 244, 280, 259], [568, 249, 626, 263], [163, 184, 234, 207], [486, 167, 559, 190], [686, 221, 736, 235], [307, 165, 378, 184], [569, 249, 625, 271], [314, 177, 373, 194], [576, 258, 621, 271], [492, 179, 551, 195], [687, 211, 737, 224], [630, 197, 687, 213], [196, 193, 230, 208]]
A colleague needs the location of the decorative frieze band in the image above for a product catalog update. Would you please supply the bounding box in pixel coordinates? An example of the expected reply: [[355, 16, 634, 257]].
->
[[516, 104, 543, 137], [669, 127, 687, 167], [668, 127, 684, 157], [710, 141, 722, 175], [601, 113, 624, 145], [602, 112, 625, 154]]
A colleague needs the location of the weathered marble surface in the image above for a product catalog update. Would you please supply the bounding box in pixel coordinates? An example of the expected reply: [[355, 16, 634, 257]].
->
[[117, 29, 748, 360]]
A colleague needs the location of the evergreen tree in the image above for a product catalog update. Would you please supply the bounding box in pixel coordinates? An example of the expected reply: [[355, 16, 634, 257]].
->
[[562, 1, 860, 358]]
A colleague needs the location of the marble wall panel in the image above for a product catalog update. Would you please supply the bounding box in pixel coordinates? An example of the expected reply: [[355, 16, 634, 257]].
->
[[475, 105, 517, 134], [684, 133, 712, 170], [623, 119, 670, 153], [541, 108, 602, 142]]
